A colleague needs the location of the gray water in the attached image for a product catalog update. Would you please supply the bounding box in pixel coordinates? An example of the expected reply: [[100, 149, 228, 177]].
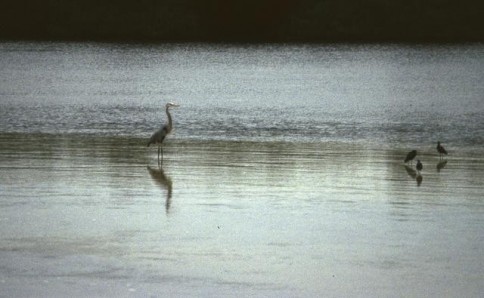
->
[[0, 42, 483, 297]]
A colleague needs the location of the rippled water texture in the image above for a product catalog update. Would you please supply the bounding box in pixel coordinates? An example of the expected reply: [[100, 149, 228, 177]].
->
[[0, 43, 483, 296], [1, 43, 483, 146]]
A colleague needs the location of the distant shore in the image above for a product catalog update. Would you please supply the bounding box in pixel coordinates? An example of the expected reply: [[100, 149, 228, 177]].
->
[[1, 0, 483, 43]]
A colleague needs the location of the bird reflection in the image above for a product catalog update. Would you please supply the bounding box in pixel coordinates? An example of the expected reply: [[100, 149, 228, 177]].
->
[[416, 174, 423, 186], [404, 165, 417, 179], [436, 160, 448, 172], [147, 166, 173, 213], [404, 165, 423, 186]]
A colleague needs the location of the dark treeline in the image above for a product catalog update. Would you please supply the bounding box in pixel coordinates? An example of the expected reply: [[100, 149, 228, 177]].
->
[[1, 0, 483, 42]]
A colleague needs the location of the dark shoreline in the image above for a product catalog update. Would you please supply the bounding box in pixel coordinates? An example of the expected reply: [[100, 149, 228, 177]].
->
[[2, 0, 483, 44], [1, 38, 483, 47]]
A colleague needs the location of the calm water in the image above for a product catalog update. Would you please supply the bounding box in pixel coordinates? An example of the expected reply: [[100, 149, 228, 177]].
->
[[0, 42, 483, 297]]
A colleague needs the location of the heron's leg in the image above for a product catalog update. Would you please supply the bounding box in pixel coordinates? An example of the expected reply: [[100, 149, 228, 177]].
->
[[161, 146, 164, 164]]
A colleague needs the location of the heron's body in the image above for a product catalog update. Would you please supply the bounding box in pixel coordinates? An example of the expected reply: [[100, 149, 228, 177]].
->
[[437, 141, 447, 159], [404, 150, 417, 164], [148, 102, 179, 164], [147, 125, 169, 147]]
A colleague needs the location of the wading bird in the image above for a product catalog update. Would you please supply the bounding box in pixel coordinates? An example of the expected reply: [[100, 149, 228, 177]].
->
[[147, 102, 179, 164], [404, 150, 417, 165], [416, 160, 423, 173], [437, 141, 447, 159]]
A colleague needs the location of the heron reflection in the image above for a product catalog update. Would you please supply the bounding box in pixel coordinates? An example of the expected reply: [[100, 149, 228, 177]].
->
[[147, 166, 173, 213]]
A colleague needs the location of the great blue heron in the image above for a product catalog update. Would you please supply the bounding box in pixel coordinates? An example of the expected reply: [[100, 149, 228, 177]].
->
[[416, 160, 423, 173], [147, 102, 179, 164], [437, 141, 447, 159], [404, 150, 417, 165]]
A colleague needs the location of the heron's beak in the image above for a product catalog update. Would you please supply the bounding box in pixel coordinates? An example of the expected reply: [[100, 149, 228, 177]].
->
[[166, 102, 180, 108]]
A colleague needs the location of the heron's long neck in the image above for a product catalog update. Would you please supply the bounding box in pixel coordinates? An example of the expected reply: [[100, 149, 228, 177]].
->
[[165, 107, 173, 132]]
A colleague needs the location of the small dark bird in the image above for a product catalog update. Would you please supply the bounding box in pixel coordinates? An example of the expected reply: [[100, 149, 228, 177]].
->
[[404, 150, 417, 164], [437, 141, 447, 159], [416, 160, 423, 173], [147, 102, 180, 164]]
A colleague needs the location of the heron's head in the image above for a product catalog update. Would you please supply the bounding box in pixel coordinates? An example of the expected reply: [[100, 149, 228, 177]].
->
[[166, 102, 180, 109]]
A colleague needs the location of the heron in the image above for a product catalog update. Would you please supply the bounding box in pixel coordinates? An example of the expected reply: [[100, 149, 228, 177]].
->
[[416, 160, 423, 173], [437, 141, 447, 159], [147, 102, 180, 164], [404, 150, 417, 165]]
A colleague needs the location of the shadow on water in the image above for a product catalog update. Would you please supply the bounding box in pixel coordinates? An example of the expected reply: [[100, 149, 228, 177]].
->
[[147, 166, 173, 213], [437, 160, 448, 172]]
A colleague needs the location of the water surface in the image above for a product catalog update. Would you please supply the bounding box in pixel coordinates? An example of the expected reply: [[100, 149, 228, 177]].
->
[[0, 42, 483, 297]]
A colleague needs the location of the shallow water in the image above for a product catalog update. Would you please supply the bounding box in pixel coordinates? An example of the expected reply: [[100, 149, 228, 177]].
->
[[0, 42, 483, 296], [1, 134, 483, 297]]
